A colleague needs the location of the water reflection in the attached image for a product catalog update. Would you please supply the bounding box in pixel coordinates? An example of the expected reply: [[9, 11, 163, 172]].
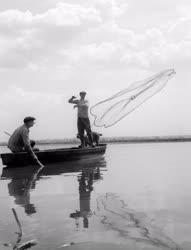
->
[[2, 164, 45, 215], [7, 170, 38, 215], [0, 151, 185, 250], [70, 166, 103, 228], [1, 157, 106, 217]]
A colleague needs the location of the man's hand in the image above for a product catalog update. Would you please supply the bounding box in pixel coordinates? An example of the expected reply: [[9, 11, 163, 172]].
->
[[36, 159, 44, 168], [68, 96, 78, 104], [73, 105, 78, 109], [32, 154, 44, 167]]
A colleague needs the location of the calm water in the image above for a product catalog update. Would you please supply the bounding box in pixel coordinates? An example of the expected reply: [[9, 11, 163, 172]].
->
[[0, 143, 191, 250]]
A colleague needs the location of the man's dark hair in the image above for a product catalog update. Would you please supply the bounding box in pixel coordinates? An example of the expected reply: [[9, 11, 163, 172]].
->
[[24, 116, 36, 124]]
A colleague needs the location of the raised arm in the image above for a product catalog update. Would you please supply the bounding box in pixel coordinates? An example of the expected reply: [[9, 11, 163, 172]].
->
[[68, 96, 79, 104]]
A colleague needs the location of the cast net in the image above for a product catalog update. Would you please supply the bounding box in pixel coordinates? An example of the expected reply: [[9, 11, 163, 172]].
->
[[90, 69, 176, 128]]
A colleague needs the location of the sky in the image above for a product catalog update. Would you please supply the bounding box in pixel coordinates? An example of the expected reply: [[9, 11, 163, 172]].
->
[[0, 0, 191, 141]]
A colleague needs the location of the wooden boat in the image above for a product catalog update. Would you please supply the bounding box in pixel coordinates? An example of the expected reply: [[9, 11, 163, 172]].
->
[[0, 144, 107, 167]]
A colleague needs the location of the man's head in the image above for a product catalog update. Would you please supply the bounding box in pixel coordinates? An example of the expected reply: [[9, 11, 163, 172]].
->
[[24, 116, 36, 128], [80, 91, 86, 99]]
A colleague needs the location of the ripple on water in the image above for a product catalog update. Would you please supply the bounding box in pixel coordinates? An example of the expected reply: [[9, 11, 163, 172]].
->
[[94, 193, 182, 250]]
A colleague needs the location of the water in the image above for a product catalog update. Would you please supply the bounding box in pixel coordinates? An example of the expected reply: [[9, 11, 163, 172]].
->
[[0, 143, 191, 250]]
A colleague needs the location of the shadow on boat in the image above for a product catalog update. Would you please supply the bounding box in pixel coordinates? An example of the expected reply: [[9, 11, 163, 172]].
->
[[1, 156, 107, 216]]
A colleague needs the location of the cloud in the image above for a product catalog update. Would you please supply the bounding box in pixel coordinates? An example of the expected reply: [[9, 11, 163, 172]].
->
[[60, 42, 122, 67], [58, 27, 167, 70], [93, 0, 129, 20], [0, 0, 191, 73], [168, 17, 191, 41], [0, 3, 101, 29], [0, 2, 102, 69]]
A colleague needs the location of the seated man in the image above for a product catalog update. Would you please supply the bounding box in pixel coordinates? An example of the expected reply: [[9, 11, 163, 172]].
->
[[8, 116, 39, 162]]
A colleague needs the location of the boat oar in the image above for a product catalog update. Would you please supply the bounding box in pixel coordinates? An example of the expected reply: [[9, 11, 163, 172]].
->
[[12, 208, 22, 236], [4, 131, 11, 137], [12, 208, 37, 250]]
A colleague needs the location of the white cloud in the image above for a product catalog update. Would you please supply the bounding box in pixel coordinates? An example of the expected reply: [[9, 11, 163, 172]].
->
[[0, 2, 102, 69], [0, 0, 191, 72], [176, 4, 191, 18], [58, 26, 168, 70], [168, 17, 191, 41], [93, 0, 128, 20], [60, 42, 121, 66], [0, 3, 101, 28]]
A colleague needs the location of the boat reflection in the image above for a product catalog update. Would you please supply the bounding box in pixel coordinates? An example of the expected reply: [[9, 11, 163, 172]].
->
[[1, 157, 107, 217], [70, 166, 103, 229]]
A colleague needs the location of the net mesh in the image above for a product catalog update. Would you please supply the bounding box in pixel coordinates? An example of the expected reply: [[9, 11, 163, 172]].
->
[[90, 69, 176, 128]]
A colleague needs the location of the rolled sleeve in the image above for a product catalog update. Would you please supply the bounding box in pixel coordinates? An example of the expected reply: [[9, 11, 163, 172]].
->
[[69, 99, 79, 104], [72, 100, 79, 104]]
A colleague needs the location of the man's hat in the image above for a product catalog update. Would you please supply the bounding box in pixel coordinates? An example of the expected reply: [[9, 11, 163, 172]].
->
[[24, 116, 36, 123]]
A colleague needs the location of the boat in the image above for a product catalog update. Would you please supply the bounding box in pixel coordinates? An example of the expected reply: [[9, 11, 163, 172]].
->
[[0, 144, 107, 167], [1, 156, 107, 178]]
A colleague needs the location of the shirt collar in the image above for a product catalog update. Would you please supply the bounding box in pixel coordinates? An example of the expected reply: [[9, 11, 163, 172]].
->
[[23, 124, 29, 131]]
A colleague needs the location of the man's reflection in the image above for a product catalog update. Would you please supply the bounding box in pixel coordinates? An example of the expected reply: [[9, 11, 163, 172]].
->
[[8, 176, 37, 215], [5, 166, 43, 216], [70, 167, 102, 228]]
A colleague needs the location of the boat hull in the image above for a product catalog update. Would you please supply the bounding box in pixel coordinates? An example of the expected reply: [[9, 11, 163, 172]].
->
[[0, 144, 107, 167]]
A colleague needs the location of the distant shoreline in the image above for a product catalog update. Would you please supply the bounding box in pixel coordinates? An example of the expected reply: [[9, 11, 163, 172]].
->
[[1, 136, 191, 146]]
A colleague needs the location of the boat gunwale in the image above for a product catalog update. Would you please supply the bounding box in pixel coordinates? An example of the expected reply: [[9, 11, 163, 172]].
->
[[0, 144, 107, 157]]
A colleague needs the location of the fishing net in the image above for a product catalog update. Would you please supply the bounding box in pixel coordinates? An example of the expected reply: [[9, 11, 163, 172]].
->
[[90, 69, 176, 128]]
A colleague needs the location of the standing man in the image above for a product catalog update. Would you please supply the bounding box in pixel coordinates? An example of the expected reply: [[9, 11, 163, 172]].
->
[[68, 91, 94, 147], [8, 117, 39, 162]]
